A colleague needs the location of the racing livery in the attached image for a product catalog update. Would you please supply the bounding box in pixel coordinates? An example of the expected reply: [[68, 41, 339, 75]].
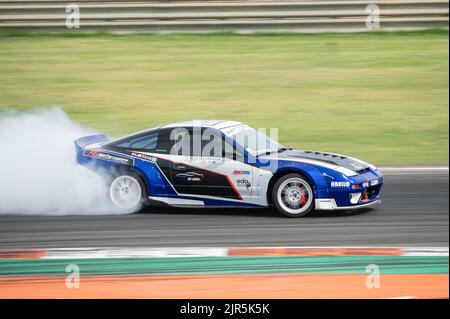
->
[[75, 120, 383, 217]]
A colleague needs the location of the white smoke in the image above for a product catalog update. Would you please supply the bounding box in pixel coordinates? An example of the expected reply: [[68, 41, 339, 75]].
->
[[0, 108, 129, 215]]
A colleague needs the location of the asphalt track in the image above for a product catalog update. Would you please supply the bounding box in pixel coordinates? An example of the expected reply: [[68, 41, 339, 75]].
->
[[0, 172, 448, 248]]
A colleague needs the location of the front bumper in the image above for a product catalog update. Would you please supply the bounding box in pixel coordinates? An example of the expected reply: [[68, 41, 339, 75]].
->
[[315, 198, 381, 210], [317, 167, 383, 209]]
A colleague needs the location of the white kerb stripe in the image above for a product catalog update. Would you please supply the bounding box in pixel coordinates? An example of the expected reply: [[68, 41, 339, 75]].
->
[[45, 247, 228, 259], [403, 247, 449, 256]]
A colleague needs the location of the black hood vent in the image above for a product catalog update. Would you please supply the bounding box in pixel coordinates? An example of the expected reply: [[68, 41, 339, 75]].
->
[[279, 149, 370, 173], [304, 150, 346, 160]]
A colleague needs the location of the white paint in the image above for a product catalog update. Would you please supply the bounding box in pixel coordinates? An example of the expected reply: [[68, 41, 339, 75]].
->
[[265, 155, 358, 177], [36, 246, 450, 259], [46, 247, 228, 259], [403, 247, 449, 256], [315, 198, 380, 210], [148, 196, 205, 207]]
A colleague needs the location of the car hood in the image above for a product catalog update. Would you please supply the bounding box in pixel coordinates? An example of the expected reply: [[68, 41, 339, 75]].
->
[[264, 149, 373, 175]]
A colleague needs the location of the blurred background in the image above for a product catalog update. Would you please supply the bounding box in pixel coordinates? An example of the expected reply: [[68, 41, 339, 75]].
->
[[0, 0, 448, 299], [0, 0, 448, 165]]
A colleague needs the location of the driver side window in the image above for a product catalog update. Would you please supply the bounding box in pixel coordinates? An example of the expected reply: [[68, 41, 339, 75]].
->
[[112, 129, 174, 154], [116, 132, 158, 150]]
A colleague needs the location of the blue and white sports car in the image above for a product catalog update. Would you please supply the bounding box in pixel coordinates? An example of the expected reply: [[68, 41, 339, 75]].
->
[[75, 121, 383, 217]]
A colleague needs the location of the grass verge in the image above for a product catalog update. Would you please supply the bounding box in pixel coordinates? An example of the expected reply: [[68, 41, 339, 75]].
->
[[0, 31, 448, 164]]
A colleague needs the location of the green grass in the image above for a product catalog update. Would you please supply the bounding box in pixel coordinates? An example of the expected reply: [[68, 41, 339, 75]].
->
[[0, 31, 448, 164], [0, 256, 447, 276]]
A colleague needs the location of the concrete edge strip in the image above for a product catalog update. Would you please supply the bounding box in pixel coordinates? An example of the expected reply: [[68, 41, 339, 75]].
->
[[379, 166, 449, 174], [0, 247, 448, 259]]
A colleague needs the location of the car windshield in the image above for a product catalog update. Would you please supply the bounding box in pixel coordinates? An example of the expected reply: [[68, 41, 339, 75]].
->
[[222, 124, 285, 156]]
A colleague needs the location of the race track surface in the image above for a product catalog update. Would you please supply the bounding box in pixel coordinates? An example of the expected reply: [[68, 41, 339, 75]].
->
[[0, 172, 448, 248]]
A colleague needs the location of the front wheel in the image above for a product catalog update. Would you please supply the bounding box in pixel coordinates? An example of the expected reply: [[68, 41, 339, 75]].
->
[[109, 173, 146, 212], [272, 173, 315, 217]]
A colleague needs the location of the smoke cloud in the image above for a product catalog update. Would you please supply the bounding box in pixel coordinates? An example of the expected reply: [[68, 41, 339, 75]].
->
[[0, 108, 129, 215]]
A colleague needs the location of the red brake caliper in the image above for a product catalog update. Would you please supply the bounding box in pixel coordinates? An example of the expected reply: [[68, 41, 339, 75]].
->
[[361, 190, 369, 201], [299, 187, 308, 206]]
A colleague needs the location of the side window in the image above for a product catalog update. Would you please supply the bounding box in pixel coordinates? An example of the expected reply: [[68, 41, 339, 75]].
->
[[170, 127, 223, 157], [111, 129, 174, 154], [201, 128, 243, 159], [154, 129, 174, 154], [116, 132, 159, 150], [200, 129, 222, 157], [170, 127, 191, 156], [224, 139, 244, 160]]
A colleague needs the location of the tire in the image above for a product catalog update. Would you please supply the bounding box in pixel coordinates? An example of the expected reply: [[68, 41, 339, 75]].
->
[[109, 172, 146, 212], [271, 173, 315, 217]]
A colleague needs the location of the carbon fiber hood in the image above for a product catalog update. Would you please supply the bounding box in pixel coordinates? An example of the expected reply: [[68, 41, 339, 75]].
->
[[279, 149, 371, 173]]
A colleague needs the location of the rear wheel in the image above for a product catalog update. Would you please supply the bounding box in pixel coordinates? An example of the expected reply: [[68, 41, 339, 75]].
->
[[109, 173, 145, 212], [272, 173, 315, 217]]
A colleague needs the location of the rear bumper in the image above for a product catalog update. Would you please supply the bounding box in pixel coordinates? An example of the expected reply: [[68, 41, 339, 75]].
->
[[315, 198, 381, 210]]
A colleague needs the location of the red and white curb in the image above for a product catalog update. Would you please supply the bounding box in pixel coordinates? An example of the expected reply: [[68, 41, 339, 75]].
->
[[0, 246, 447, 259]]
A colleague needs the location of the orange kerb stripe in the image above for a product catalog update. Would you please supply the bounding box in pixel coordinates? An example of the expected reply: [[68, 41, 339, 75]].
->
[[228, 247, 404, 256], [0, 249, 48, 259], [0, 274, 447, 299]]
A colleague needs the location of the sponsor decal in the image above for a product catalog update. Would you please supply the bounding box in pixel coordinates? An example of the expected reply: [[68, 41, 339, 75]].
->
[[237, 179, 251, 190], [174, 156, 223, 165], [330, 181, 351, 188], [233, 170, 251, 175], [84, 150, 133, 165], [130, 151, 158, 163], [175, 172, 204, 182], [371, 179, 380, 186]]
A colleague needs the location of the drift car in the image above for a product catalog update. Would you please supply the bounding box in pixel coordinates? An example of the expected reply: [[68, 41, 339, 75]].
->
[[75, 121, 383, 217]]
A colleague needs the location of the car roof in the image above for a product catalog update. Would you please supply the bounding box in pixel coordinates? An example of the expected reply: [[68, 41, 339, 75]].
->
[[161, 120, 243, 131], [105, 120, 244, 146]]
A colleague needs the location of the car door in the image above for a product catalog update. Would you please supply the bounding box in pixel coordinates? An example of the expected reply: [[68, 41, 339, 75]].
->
[[168, 127, 254, 201]]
